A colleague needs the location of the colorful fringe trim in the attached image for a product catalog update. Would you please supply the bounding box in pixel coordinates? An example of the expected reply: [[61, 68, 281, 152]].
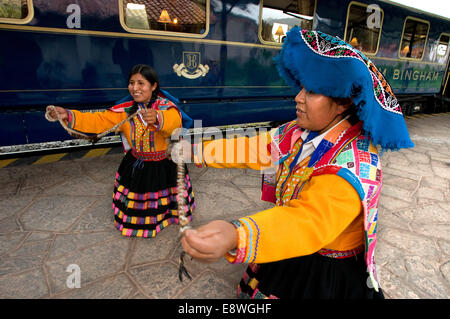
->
[[114, 214, 194, 238], [113, 199, 195, 225], [114, 173, 192, 201], [113, 190, 194, 210], [113, 172, 195, 238]]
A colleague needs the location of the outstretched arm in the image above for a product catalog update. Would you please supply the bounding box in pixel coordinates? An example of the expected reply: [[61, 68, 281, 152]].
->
[[66, 109, 128, 134], [192, 131, 273, 171], [181, 174, 362, 264]]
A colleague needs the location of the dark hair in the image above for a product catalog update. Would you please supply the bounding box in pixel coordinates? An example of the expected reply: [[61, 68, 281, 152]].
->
[[332, 84, 362, 121], [128, 64, 160, 102], [332, 97, 359, 123]]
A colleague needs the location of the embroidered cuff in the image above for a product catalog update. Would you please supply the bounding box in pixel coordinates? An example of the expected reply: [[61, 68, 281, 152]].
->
[[238, 217, 260, 263], [67, 110, 74, 129], [155, 110, 163, 131], [225, 220, 247, 264]]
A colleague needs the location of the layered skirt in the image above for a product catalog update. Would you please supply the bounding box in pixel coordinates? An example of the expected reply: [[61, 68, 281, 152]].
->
[[237, 248, 385, 299], [112, 150, 195, 237]]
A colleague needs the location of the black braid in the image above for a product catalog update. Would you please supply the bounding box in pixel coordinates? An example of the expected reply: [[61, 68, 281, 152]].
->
[[150, 85, 160, 106], [126, 101, 139, 116]]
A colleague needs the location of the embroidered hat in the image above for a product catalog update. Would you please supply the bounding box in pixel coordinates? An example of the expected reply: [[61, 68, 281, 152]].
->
[[273, 27, 414, 151]]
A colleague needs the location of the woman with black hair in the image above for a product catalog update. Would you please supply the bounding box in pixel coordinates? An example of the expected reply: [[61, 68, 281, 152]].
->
[[47, 64, 195, 238]]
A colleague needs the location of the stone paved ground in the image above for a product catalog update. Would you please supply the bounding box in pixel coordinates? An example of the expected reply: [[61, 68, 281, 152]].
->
[[0, 113, 449, 299]]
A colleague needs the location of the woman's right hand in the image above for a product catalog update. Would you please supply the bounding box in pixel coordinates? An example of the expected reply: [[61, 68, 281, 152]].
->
[[181, 220, 238, 263], [46, 105, 68, 121]]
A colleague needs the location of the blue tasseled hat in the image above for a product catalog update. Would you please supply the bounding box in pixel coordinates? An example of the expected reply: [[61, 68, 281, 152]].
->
[[273, 27, 414, 151]]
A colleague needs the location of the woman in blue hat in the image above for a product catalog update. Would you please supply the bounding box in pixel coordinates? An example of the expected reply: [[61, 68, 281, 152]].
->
[[179, 27, 413, 299]]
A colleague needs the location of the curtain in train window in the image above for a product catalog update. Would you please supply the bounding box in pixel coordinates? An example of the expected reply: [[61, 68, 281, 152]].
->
[[399, 18, 429, 59], [260, 0, 315, 44], [0, 0, 29, 19], [122, 0, 206, 34], [344, 3, 383, 54]]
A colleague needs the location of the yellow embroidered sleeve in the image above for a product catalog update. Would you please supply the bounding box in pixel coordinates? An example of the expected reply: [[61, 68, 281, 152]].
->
[[193, 132, 273, 171], [68, 109, 127, 134], [231, 174, 363, 264]]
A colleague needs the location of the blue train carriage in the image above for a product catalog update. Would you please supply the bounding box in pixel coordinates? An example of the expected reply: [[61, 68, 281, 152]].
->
[[289, 0, 450, 114], [0, 0, 298, 147], [338, 0, 450, 115], [0, 0, 449, 148]]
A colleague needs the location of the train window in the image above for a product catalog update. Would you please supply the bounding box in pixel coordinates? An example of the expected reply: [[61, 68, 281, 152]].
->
[[0, 0, 33, 24], [399, 17, 429, 60], [344, 2, 383, 55], [119, 0, 208, 37], [259, 0, 316, 45], [437, 34, 450, 63]]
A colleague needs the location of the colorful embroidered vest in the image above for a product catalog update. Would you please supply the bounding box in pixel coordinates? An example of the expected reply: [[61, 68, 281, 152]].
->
[[262, 119, 382, 291], [109, 96, 180, 152]]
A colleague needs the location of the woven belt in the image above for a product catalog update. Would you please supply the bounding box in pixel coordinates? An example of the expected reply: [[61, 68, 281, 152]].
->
[[317, 245, 364, 259], [132, 149, 166, 161]]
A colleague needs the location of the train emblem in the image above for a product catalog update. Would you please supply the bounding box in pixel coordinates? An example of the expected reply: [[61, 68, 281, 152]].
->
[[173, 51, 209, 79]]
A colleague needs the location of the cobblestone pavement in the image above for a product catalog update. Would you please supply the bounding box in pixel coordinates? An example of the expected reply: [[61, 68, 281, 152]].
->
[[0, 113, 449, 299]]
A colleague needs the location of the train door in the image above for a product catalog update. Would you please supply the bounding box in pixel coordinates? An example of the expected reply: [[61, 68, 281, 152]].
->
[[444, 63, 450, 98], [438, 34, 450, 112], [437, 33, 450, 98], [439, 34, 450, 98]]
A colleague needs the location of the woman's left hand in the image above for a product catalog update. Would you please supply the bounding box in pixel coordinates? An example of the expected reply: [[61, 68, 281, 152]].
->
[[141, 108, 158, 125]]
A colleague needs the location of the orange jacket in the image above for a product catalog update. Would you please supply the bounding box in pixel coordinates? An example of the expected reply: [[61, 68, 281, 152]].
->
[[193, 126, 363, 264]]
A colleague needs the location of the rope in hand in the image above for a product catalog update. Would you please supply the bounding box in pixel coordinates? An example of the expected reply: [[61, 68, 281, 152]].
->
[[45, 105, 138, 144], [166, 133, 192, 282]]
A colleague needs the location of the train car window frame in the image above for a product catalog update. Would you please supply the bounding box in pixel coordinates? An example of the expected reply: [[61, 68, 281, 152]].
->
[[258, 0, 317, 46], [398, 16, 430, 61], [437, 32, 450, 64], [0, 0, 34, 24], [343, 1, 384, 56], [118, 0, 210, 39]]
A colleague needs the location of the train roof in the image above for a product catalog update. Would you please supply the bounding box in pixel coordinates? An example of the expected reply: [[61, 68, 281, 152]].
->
[[379, 0, 450, 22]]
